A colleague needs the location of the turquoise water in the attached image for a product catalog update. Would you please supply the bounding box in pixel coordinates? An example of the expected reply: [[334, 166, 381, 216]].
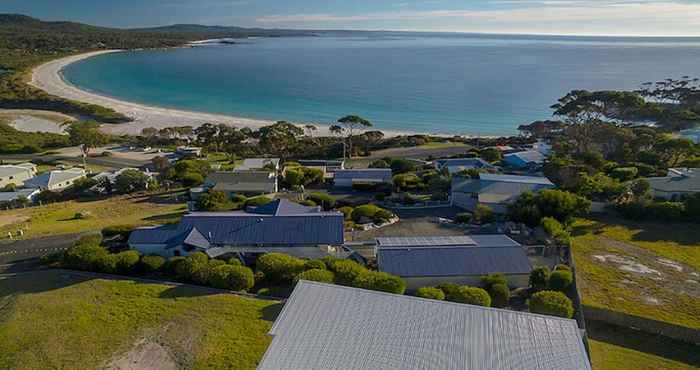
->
[[63, 33, 700, 135]]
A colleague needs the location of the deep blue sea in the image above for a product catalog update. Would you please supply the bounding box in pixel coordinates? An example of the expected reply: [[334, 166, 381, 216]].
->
[[63, 33, 700, 135]]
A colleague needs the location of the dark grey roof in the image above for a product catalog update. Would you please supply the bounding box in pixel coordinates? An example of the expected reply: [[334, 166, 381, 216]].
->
[[479, 173, 553, 185], [253, 198, 321, 215], [334, 169, 392, 182], [205, 246, 355, 260], [435, 158, 494, 170], [206, 170, 276, 193], [298, 159, 345, 167], [376, 235, 520, 249], [504, 150, 546, 164], [128, 225, 182, 245], [259, 281, 591, 370], [378, 246, 532, 277], [646, 169, 700, 193], [452, 175, 555, 204]]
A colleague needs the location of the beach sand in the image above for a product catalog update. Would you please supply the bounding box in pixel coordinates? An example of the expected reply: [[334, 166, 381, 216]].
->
[[0, 109, 74, 134], [29, 50, 412, 137]]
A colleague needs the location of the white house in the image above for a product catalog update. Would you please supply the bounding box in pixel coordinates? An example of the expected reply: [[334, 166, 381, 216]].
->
[[452, 173, 555, 213], [23, 168, 86, 191], [0, 163, 36, 188], [646, 168, 700, 200]]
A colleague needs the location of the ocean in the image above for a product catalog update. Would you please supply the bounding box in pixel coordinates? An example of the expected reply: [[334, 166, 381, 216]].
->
[[62, 33, 700, 136]]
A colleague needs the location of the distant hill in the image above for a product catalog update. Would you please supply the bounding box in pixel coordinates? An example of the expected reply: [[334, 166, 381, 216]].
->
[[0, 14, 315, 51]]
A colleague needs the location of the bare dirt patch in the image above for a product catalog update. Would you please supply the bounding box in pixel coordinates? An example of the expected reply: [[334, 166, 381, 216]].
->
[[0, 214, 29, 228], [105, 339, 178, 370]]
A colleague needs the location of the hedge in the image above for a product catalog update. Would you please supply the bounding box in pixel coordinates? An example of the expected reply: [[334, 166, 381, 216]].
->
[[63, 243, 108, 271], [245, 196, 272, 208], [294, 269, 335, 284], [354, 271, 406, 295], [307, 193, 336, 210], [489, 283, 510, 308], [329, 259, 366, 285], [529, 266, 551, 290], [481, 273, 507, 290], [115, 250, 140, 274], [528, 290, 574, 318], [416, 287, 445, 300], [209, 264, 255, 291], [303, 259, 326, 271], [139, 255, 166, 273], [256, 253, 305, 283]]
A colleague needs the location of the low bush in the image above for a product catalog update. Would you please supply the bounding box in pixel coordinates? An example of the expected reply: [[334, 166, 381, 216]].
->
[[102, 224, 136, 239], [63, 243, 108, 271], [181, 172, 204, 187], [354, 271, 406, 294], [95, 254, 119, 273], [210, 264, 255, 291], [436, 282, 461, 301], [373, 209, 394, 224], [165, 256, 186, 275], [416, 287, 445, 300], [294, 269, 335, 284], [529, 266, 551, 290], [481, 273, 507, 290], [299, 200, 316, 206], [472, 204, 494, 224], [528, 290, 574, 318], [175, 252, 210, 282], [554, 264, 571, 271], [454, 213, 472, 224], [489, 283, 510, 308], [329, 259, 366, 286], [307, 193, 336, 210], [449, 286, 491, 307], [338, 206, 354, 220], [610, 167, 639, 182], [548, 270, 573, 292], [115, 250, 140, 274], [74, 234, 103, 248], [139, 255, 166, 273], [303, 259, 326, 271], [256, 253, 305, 283], [245, 196, 272, 208], [351, 204, 382, 223]]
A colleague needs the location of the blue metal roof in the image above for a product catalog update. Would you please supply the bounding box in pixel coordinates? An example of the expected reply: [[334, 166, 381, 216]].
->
[[334, 169, 392, 181], [378, 246, 532, 277], [435, 158, 494, 169], [253, 198, 321, 215], [478, 173, 554, 185], [376, 235, 520, 249]]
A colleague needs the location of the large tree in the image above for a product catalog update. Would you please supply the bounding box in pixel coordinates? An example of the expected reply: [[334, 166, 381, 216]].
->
[[63, 120, 109, 156], [337, 115, 372, 158]]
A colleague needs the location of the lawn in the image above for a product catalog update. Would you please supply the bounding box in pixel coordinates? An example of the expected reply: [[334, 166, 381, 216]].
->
[[587, 321, 700, 370], [571, 216, 700, 329], [0, 193, 187, 239], [0, 270, 280, 370]]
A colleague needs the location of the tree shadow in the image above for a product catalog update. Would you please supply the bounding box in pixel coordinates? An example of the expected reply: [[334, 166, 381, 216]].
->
[[587, 320, 700, 368], [157, 284, 218, 299], [142, 211, 187, 223], [261, 302, 284, 322]]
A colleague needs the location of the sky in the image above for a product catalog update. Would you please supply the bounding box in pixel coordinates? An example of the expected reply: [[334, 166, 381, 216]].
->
[[3, 0, 700, 36]]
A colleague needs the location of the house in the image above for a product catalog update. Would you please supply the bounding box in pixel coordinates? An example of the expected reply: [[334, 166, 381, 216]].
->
[[503, 150, 546, 169], [23, 168, 86, 191], [452, 173, 555, 213], [236, 158, 280, 171], [128, 199, 349, 260], [333, 168, 393, 188], [258, 281, 591, 370], [646, 168, 700, 200], [175, 146, 202, 157], [434, 157, 496, 175], [0, 188, 41, 206], [376, 235, 531, 290], [297, 159, 345, 177], [0, 163, 36, 188], [204, 170, 278, 195], [91, 168, 155, 194]]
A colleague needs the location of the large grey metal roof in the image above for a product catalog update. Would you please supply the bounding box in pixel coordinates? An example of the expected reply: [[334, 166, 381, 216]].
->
[[377, 246, 532, 277], [259, 281, 591, 370], [479, 173, 554, 185], [376, 235, 520, 249], [334, 168, 393, 182], [504, 150, 546, 164], [435, 158, 495, 170]]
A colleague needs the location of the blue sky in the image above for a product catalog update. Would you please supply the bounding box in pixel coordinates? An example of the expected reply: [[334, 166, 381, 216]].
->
[[3, 0, 700, 36]]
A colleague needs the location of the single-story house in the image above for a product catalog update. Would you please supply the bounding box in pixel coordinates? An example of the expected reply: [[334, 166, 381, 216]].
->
[[452, 173, 555, 213], [204, 170, 278, 195], [0, 188, 41, 206], [646, 168, 700, 200], [128, 199, 349, 260], [23, 168, 86, 192], [434, 158, 496, 175], [376, 235, 531, 290], [236, 158, 280, 171], [91, 168, 155, 194], [175, 146, 202, 157], [259, 281, 591, 370], [333, 168, 393, 188], [0, 163, 36, 188], [297, 159, 345, 177], [503, 150, 546, 169]]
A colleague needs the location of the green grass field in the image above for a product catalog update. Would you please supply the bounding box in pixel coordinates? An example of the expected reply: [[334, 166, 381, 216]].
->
[[0, 270, 280, 370], [587, 321, 700, 370], [571, 217, 700, 330], [0, 193, 186, 239]]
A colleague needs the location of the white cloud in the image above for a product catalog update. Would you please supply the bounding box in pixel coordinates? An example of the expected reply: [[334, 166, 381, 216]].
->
[[256, 1, 700, 35]]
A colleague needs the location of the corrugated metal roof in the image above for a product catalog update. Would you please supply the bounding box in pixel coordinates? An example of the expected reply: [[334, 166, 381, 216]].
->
[[479, 173, 554, 185], [259, 281, 591, 370], [334, 169, 392, 182], [504, 150, 546, 164], [24, 169, 85, 189], [435, 158, 494, 170], [378, 246, 532, 277], [237, 158, 280, 170], [646, 173, 700, 193], [376, 235, 520, 249], [0, 188, 39, 203], [253, 199, 322, 215]]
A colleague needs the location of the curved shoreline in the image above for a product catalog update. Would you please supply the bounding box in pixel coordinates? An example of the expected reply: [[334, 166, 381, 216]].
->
[[28, 50, 414, 137]]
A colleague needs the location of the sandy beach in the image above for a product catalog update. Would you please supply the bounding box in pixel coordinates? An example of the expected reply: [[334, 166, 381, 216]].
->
[[29, 50, 411, 137]]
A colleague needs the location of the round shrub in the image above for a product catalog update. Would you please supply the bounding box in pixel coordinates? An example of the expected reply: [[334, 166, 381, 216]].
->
[[102, 224, 136, 239], [300, 200, 317, 207], [373, 209, 394, 224], [175, 252, 210, 282], [307, 193, 336, 210], [529, 290, 574, 318], [353, 271, 406, 295], [165, 256, 186, 275], [181, 172, 204, 187], [95, 254, 119, 273], [548, 270, 573, 292], [304, 259, 326, 271], [481, 273, 507, 290], [489, 283, 510, 308], [529, 266, 551, 290], [63, 243, 109, 271], [139, 255, 166, 273], [338, 206, 354, 220], [416, 287, 445, 300], [554, 264, 571, 271], [245, 196, 272, 208], [256, 253, 305, 283], [450, 286, 491, 307], [350, 204, 384, 223], [436, 282, 461, 300], [329, 259, 367, 286], [210, 264, 255, 291], [227, 257, 243, 266], [454, 213, 472, 224], [294, 269, 335, 284], [115, 250, 141, 274], [74, 234, 103, 248]]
